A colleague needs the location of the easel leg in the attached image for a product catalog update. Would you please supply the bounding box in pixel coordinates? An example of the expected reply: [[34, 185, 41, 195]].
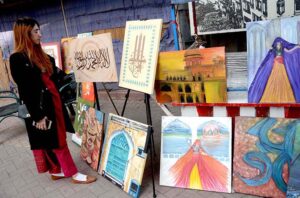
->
[[148, 127, 157, 198], [102, 83, 119, 115], [93, 82, 101, 110], [145, 94, 156, 198], [121, 89, 131, 116], [144, 94, 156, 157]]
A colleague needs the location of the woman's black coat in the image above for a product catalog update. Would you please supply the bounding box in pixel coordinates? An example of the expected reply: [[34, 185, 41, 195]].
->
[[10, 52, 74, 150]]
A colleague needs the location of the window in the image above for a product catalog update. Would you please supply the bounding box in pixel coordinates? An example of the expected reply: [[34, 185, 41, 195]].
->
[[250, 0, 254, 8], [256, 0, 262, 11], [277, 0, 285, 16], [243, 0, 251, 13], [262, 0, 268, 16], [295, 0, 300, 14]]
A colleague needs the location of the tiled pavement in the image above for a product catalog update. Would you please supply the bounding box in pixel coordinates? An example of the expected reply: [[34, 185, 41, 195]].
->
[[0, 90, 258, 198]]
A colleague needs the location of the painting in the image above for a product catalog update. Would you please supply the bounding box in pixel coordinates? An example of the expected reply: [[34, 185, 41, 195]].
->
[[61, 37, 75, 74], [41, 42, 62, 69], [160, 116, 232, 193], [72, 97, 94, 146], [248, 37, 300, 103], [247, 15, 300, 89], [233, 117, 300, 197], [189, 0, 297, 35], [98, 114, 150, 198], [69, 33, 118, 82], [81, 82, 95, 103], [80, 106, 104, 171], [286, 127, 300, 198], [119, 19, 163, 94], [155, 47, 227, 104]]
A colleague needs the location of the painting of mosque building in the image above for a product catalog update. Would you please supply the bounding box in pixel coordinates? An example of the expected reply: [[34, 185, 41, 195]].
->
[[160, 116, 232, 193], [155, 47, 227, 104], [98, 114, 150, 198]]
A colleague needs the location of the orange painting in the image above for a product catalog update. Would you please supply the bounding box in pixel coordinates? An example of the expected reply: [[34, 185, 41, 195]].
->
[[155, 47, 227, 104]]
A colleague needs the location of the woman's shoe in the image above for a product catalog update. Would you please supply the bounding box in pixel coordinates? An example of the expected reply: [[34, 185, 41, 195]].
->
[[51, 175, 65, 180], [71, 175, 97, 184]]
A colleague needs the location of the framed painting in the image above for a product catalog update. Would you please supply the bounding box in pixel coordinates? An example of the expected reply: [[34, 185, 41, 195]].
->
[[41, 42, 63, 69], [160, 116, 232, 193], [233, 117, 300, 197], [155, 47, 227, 103], [119, 19, 163, 94], [98, 114, 150, 198], [69, 33, 118, 82], [80, 106, 104, 171], [189, 0, 296, 35]]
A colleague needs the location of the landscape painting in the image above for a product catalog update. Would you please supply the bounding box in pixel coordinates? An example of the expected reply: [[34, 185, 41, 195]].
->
[[233, 117, 300, 197], [160, 116, 232, 193], [155, 47, 227, 103], [98, 114, 150, 198]]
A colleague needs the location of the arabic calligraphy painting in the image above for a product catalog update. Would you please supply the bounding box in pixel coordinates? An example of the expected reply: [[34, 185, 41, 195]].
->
[[233, 117, 300, 197], [80, 106, 104, 171], [41, 42, 62, 69], [155, 47, 227, 104], [69, 33, 118, 82], [160, 116, 232, 193], [98, 114, 150, 198], [119, 19, 163, 94]]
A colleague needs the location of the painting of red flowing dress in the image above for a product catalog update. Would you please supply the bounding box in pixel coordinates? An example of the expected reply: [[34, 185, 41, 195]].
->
[[160, 116, 232, 193]]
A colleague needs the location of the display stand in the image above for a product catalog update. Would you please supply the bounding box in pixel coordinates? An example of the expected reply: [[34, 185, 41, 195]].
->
[[121, 89, 157, 198]]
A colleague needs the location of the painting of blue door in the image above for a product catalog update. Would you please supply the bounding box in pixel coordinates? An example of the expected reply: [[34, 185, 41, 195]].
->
[[106, 132, 130, 183]]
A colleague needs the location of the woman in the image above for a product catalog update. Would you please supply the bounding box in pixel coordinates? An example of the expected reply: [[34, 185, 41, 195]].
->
[[9, 17, 96, 184]]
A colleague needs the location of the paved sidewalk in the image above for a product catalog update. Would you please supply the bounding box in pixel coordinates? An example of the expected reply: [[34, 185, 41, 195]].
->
[[0, 90, 258, 198]]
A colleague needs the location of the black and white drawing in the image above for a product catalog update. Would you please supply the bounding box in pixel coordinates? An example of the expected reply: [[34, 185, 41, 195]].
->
[[189, 0, 299, 35]]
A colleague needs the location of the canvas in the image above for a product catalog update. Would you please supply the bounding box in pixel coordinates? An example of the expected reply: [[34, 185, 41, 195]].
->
[[72, 97, 94, 146], [233, 117, 300, 197], [80, 106, 104, 171], [160, 116, 232, 193], [119, 19, 163, 94], [287, 127, 300, 198], [61, 37, 75, 74], [247, 15, 300, 88], [81, 82, 95, 103], [41, 42, 63, 69], [98, 114, 150, 198], [69, 33, 118, 82], [189, 0, 296, 35], [155, 47, 227, 104]]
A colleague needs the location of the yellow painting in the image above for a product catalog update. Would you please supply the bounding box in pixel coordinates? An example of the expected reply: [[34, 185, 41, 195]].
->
[[98, 114, 149, 198], [155, 47, 227, 103]]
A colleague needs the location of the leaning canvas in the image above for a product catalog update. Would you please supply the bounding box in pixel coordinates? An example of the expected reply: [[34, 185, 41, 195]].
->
[[98, 114, 150, 198], [233, 117, 300, 197], [69, 33, 118, 82], [119, 19, 163, 94], [155, 47, 227, 103], [80, 106, 104, 171], [160, 116, 232, 193], [72, 97, 94, 146]]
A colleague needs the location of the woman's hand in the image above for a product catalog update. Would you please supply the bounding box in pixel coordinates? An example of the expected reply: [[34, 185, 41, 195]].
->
[[35, 116, 48, 130]]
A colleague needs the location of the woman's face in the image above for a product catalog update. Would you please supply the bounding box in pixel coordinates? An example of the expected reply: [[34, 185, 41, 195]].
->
[[30, 24, 42, 45]]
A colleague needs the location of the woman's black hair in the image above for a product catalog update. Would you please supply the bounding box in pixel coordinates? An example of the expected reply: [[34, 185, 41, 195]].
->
[[15, 17, 39, 27]]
